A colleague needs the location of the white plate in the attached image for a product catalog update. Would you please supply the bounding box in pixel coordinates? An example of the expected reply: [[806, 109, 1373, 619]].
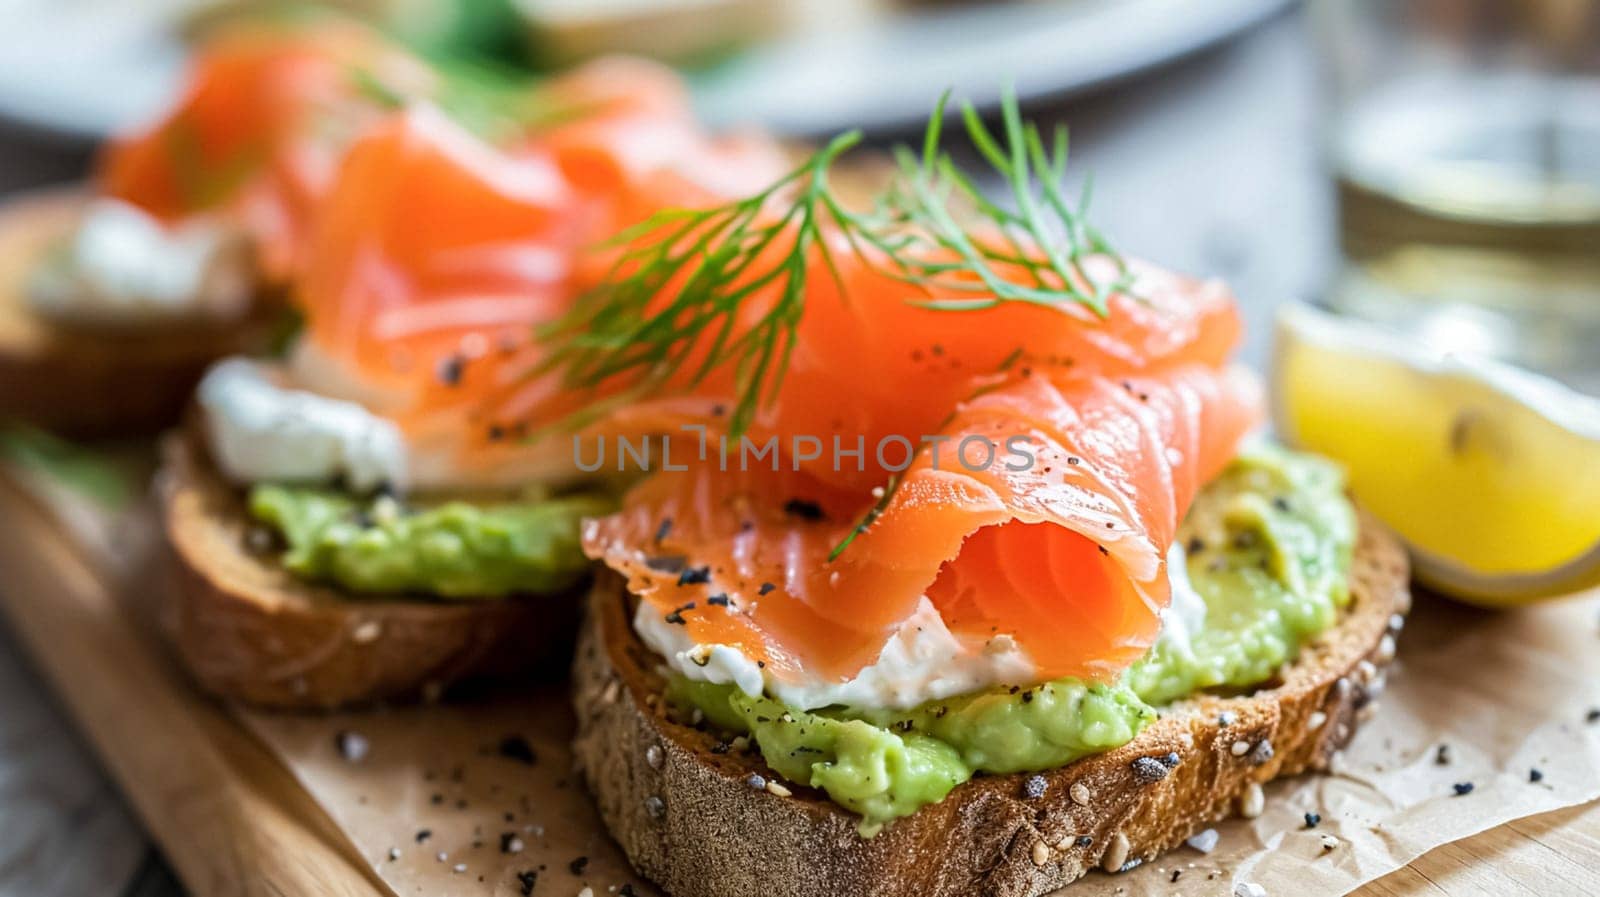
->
[[692, 0, 1299, 136], [0, 0, 1295, 142]]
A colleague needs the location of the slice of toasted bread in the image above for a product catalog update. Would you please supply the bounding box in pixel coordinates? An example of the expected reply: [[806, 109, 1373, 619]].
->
[[156, 430, 578, 710], [0, 190, 273, 437], [573, 514, 1410, 897]]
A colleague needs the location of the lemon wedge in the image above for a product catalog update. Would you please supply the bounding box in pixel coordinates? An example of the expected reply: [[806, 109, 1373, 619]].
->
[[1272, 302, 1600, 606]]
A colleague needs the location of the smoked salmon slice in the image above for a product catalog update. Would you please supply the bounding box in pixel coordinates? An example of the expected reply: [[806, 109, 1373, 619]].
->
[[99, 22, 434, 281], [580, 250, 1263, 695], [283, 61, 787, 482]]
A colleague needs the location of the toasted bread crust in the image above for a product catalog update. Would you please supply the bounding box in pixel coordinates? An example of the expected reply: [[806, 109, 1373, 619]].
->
[[0, 190, 271, 436], [157, 432, 576, 710], [573, 515, 1410, 897]]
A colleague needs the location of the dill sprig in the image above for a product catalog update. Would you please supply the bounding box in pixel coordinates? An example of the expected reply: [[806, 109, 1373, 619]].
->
[[537, 86, 1129, 437]]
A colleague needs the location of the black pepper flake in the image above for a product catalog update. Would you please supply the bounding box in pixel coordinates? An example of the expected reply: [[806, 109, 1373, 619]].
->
[[644, 796, 665, 819], [1530, 768, 1545, 783], [644, 554, 686, 574], [516, 870, 538, 896], [1304, 812, 1322, 829], [498, 735, 538, 766], [707, 594, 731, 607], [1074, 835, 1093, 848], [1066, 456, 1080, 466], [1250, 739, 1275, 765], [1452, 782, 1475, 796], [430, 793, 444, 805], [1160, 752, 1181, 769], [569, 856, 588, 876], [654, 517, 673, 543], [664, 602, 695, 625], [436, 354, 465, 386], [758, 582, 776, 595], [1186, 537, 1205, 555], [1021, 775, 1048, 800], [499, 833, 519, 853], [745, 773, 767, 790], [677, 565, 711, 586], [1587, 708, 1600, 724], [487, 424, 506, 442], [710, 741, 730, 755], [1171, 870, 1182, 883], [1021, 690, 1034, 703], [415, 829, 432, 843], [1435, 743, 1452, 765], [1272, 496, 1291, 512], [620, 886, 637, 897], [1131, 756, 1170, 783], [783, 498, 825, 521]]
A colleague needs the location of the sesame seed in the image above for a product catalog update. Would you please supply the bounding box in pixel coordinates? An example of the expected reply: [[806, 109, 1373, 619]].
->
[[1231, 740, 1251, 757], [1101, 832, 1131, 873], [1069, 782, 1092, 806], [645, 745, 663, 770], [1240, 782, 1265, 818], [1320, 834, 1340, 851], [387, 847, 400, 861], [1234, 882, 1267, 897], [1031, 840, 1051, 866], [1217, 711, 1236, 727], [452, 863, 467, 874], [766, 780, 793, 798], [1307, 711, 1327, 731], [350, 620, 382, 644], [1376, 635, 1397, 663], [1185, 828, 1219, 853]]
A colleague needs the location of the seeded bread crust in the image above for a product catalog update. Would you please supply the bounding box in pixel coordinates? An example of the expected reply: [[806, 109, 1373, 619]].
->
[[573, 514, 1410, 897], [157, 431, 576, 710], [0, 190, 272, 436]]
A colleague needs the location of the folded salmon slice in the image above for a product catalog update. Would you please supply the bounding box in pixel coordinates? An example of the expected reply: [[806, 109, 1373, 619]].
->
[[581, 251, 1262, 689]]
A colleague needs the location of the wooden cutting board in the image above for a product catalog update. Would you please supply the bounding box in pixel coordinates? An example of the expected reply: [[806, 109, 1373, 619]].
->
[[0, 470, 1597, 897]]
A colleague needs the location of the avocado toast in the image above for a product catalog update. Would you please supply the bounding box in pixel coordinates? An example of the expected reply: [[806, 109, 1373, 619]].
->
[[547, 93, 1413, 894]]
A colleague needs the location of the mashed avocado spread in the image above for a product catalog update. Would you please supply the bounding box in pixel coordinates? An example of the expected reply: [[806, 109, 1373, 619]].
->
[[249, 485, 613, 598], [669, 445, 1357, 835]]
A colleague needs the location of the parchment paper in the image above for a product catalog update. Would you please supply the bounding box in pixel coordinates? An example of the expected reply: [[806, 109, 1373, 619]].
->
[[235, 588, 1600, 897]]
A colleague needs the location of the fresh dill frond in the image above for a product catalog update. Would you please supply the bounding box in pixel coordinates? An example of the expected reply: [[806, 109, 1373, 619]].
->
[[537, 86, 1129, 439], [535, 131, 866, 436]]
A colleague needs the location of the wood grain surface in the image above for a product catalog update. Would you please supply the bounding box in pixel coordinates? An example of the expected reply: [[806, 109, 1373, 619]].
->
[[0, 476, 383, 897]]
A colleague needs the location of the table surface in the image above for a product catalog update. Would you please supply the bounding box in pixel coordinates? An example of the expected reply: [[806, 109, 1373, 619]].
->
[[0, 9, 1333, 897]]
